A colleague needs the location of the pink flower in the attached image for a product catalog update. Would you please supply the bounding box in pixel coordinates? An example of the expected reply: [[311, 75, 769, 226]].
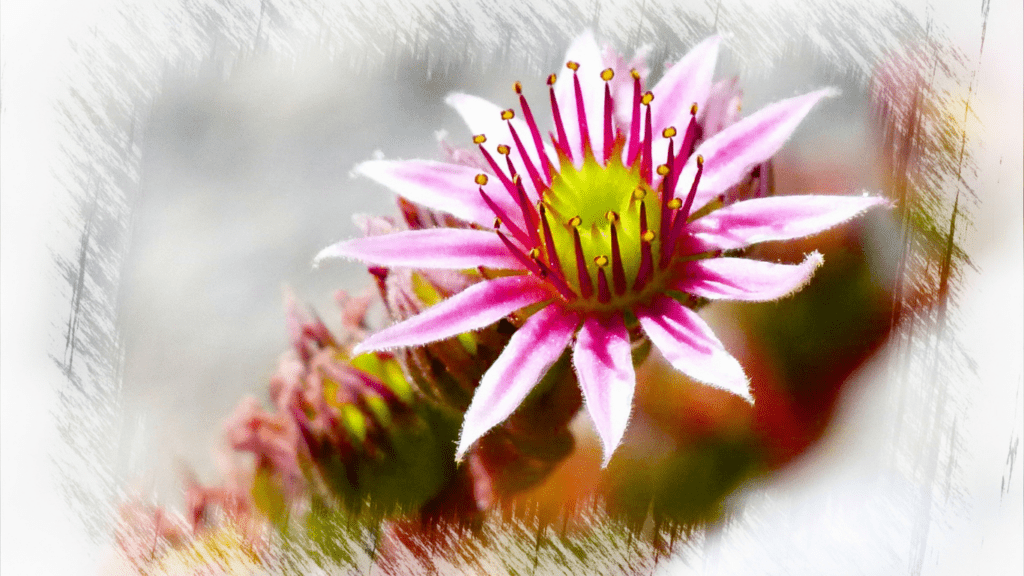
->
[[319, 32, 887, 465]]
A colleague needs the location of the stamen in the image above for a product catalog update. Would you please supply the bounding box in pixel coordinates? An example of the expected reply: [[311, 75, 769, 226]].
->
[[642, 230, 656, 242], [474, 174, 488, 186], [641, 92, 654, 182], [609, 222, 627, 295], [594, 255, 608, 266], [596, 266, 611, 303], [495, 230, 543, 276], [493, 217, 502, 229], [517, 82, 555, 181], [473, 134, 487, 144], [567, 215, 582, 227], [477, 144, 519, 204], [626, 70, 642, 165], [667, 198, 682, 210], [531, 256, 576, 300], [662, 126, 677, 138], [659, 137, 677, 251], [513, 81, 522, 94], [538, 204, 563, 274], [512, 174, 541, 246], [479, 186, 529, 244], [604, 210, 619, 223], [548, 74, 573, 163], [505, 114, 545, 192], [632, 187, 646, 201], [602, 68, 614, 164], [571, 64, 591, 155], [501, 109, 515, 121], [656, 164, 670, 176], [497, 144, 511, 155], [572, 227, 593, 299], [662, 155, 704, 267]]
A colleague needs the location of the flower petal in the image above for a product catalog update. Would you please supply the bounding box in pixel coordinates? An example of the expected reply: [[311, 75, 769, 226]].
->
[[353, 275, 552, 354], [673, 252, 823, 301], [315, 229, 526, 271], [649, 36, 721, 167], [637, 296, 751, 401], [687, 194, 890, 251], [554, 30, 607, 167], [455, 305, 581, 460], [445, 93, 555, 198], [676, 88, 838, 210], [573, 313, 635, 467], [356, 160, 516, 227]]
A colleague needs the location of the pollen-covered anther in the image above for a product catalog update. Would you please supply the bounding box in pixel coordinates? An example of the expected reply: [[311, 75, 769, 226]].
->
[[696, 154, 705, 166], [513, 81, 522, 94], [632, 187, 647, 200], [667, 198, 683, 210], [493, 217, 502, 229], [630, 68, 640, 80], [600, 68, 614, 81], [547, 73, 557, 85], [497, 144, 511, 155], [641, 91, 654, 106], [566, 61, 580, 71], [642, 230, 656, 242], [501, 109, 515, 120], [662, 126, 677, 138], [473, 134, 487, 144], [656, 164, 670, 176], [690, 103, 698, 115], [568, 215, 582, 227], [594, 255, 609, 267], [605, 211, 619, 223], [474, 173, 489, 185], [528, 248, 541, 260]]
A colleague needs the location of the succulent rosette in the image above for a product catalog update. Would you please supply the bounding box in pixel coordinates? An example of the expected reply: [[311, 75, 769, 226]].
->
[[318, 32, 886, 465]]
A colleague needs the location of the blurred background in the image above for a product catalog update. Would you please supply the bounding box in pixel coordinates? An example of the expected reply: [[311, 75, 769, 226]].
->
[[1, 0, 1020, 574]]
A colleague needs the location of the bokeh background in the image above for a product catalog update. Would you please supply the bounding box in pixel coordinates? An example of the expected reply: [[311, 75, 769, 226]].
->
[[2, 0, 1021, 573]]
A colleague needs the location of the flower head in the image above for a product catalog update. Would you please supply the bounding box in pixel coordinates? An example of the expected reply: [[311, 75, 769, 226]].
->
[[319, 32, 887, 465]]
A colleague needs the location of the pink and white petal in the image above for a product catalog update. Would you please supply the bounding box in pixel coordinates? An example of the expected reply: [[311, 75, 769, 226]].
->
[[353, 275, 552, 354], [356, 160, 516, 227], [445, 93, 554, 198], [573, 313, 636, 467], [672, 252, 823, 301], [637, 296, 751, 402], [315, 229, 526, 271], [554, 30, 607, 167], [675, 88, 838, 210], [649, 36, 722, 166], [455, 305, 581, 460], [688, 194, 890, 250], [701, 77, 743, 136]]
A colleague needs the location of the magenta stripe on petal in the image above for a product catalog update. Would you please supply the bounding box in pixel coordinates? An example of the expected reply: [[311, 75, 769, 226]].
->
[[455, 305, 580, 460], [356, 160, 517, 228], [353, 275, 552, 354], [688, 194, 890, 251], [573, 313, 635, 467], [314, 229, 527, 271], [676, 89, 838, 210], [445, 93, 555, 198], [672, 252, 823, 301], [637, 296, 751, 402]]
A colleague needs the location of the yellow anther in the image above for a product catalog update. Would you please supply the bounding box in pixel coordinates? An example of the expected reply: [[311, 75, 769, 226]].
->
[[594, 255, 609, 267], [493, 217, 502, 228], [667, 198, 682, 210], [513, 81, 522, 94], [511, 174, 521, 185], [642, 230, 656, 242], [632, 187, 647, 200], [567, 215, 582, 227], [497, 144, 511, 155], [630, 69, 640, 80], [473, 134, 487, 144], [547, 73, 557, 85], [474, 173, 489, 186], [690, 103, 698, 115], [641, 91, 654, 105], [605, 211, 619, 223], [662, 126, 677, 138], [501, 109, 515, 121], [566, 61, 580, 71], [696, 154, 704, 166], [528, 248, 541, 259], [600, 68, 614, 81], [656, 164, 670, 176]]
